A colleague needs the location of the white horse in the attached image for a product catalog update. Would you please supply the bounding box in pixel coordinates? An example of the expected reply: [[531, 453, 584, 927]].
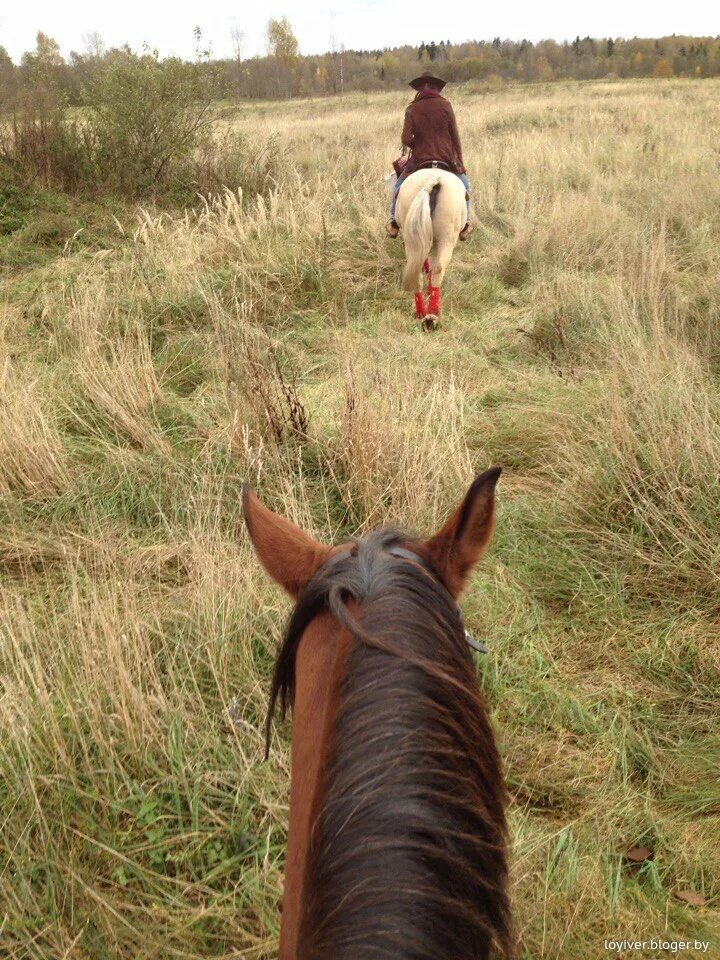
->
[[396, 169, 467, 330]]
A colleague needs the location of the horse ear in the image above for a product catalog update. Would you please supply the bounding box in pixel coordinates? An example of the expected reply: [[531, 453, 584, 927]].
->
[[242, 485, 331, 599], [420, 467, 501, 599]]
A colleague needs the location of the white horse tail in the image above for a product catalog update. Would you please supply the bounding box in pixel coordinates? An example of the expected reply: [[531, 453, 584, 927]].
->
[[402, 174, 442, 292]]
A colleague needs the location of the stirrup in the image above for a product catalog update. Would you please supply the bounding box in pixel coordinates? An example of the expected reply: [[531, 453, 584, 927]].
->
[[386, 219, 399, 238]]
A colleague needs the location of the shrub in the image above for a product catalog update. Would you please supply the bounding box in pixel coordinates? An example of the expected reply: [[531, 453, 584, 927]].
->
[[1, 51, 282, 206], [84, 52, 215, 199], [1, 89, 89, 191]]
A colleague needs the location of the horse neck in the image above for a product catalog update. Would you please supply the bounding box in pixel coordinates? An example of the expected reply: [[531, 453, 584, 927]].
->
[[293, 587, 513, 960], [279, 610, 353, 960]]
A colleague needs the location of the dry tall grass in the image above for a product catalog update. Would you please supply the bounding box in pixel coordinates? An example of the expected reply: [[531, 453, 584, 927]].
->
[[1, 79, 719, 958]]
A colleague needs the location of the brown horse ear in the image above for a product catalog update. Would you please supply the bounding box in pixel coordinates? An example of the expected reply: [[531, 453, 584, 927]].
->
[[242, 485, 332, 598], [420, 467, 501, 599]]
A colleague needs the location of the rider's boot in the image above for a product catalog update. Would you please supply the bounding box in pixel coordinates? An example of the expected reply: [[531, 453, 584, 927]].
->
[[459, 221, 474, 241]]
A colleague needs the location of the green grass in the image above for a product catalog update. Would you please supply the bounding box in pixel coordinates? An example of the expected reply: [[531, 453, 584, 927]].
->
[[0, 168, 129, 272]]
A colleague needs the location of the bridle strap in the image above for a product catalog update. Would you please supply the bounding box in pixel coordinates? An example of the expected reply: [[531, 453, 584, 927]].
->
[[463, 632, 489, 655]]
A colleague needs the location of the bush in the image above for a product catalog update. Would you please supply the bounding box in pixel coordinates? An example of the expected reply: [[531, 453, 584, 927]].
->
[[1, 50, 280, 205], [84, 52, 215, 199], [0, 90, 90, 191]]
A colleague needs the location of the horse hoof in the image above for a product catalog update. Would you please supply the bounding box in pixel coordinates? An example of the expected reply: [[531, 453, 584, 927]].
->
[[422, 314, 439, 332]]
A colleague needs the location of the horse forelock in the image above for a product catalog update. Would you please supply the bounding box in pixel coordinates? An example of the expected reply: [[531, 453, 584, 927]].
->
[[267, 528, 514, 960]]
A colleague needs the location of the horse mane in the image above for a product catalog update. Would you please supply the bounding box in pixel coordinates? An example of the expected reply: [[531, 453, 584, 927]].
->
[[267, 529, 514, 960]]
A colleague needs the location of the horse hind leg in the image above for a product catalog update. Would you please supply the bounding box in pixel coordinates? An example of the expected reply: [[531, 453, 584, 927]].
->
[[413, 259, 434, 319], [422, 256, 447, 331], [422, 284, 441, 332], [428, 241, 454, 289], [417, 258, 441, 330], [421, 273, 440, 331], [422, 247, 442, 330], [423, 238, 456, 331]]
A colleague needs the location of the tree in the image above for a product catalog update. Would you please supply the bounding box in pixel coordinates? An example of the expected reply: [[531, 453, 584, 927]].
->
[[535, 57, 554, 82], [21, 31, 66, 86], [230, 25, 245, 96], [19, 31, 68, 117], [34, 32, 64, 68], [266, 17, 299, 61], [379, 51, 399, 82], [653, 58, 674, 78], [0, 46, 17, 109], [231, 26, 245, 62], [266, 17, 299, 96], [83, 32, 106, 59]]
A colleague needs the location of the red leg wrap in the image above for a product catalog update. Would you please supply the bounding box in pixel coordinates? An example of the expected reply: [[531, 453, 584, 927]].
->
[[428, 285, 441, 315], [423, 259, 430, 275], [414, 292, 427, 317]]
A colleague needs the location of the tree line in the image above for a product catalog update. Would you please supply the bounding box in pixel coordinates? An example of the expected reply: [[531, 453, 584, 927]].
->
[[2, 24, 718, 205], [2, 25, 720, 108]]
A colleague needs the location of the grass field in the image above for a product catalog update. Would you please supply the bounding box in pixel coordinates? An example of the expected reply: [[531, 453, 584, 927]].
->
[[1, 78, 719, 959]]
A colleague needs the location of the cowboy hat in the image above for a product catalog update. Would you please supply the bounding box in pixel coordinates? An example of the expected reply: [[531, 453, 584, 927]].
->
[[409, 71, 447, 91]]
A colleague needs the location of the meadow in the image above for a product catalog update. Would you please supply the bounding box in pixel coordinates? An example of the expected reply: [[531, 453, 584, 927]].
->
[[1, 78, 719, 958]]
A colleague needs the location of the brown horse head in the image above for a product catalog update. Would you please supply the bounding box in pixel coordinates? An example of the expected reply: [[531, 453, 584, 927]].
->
[[243, 468, 514, 960]]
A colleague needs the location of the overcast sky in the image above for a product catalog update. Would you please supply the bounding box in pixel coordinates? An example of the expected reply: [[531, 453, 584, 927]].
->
[[2, 1, 718, 63]]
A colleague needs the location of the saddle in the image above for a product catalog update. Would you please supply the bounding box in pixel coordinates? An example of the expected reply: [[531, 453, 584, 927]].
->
[[393, 156, 454, 177], [415, 159, 453, 172]]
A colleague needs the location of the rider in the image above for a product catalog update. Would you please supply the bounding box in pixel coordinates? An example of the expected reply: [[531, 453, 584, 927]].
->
[[387, 71, 473, 241]]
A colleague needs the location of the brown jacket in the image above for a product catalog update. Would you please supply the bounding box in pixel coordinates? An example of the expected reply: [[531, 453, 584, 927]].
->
[[401, 90, 466, 175]]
